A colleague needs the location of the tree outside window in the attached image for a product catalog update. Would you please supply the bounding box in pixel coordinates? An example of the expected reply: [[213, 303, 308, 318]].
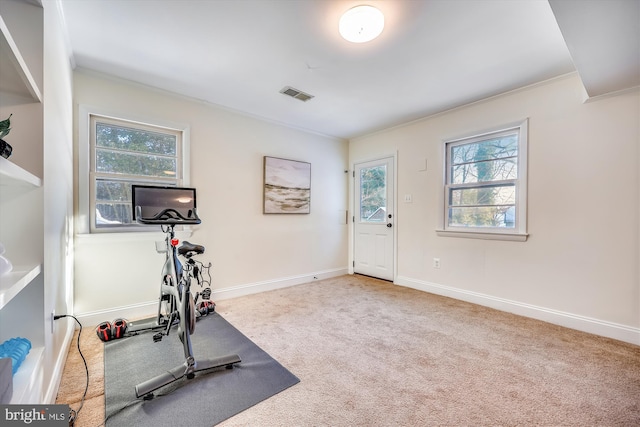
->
[[443, 120, 528, 238], [90, 115, 182, 229]]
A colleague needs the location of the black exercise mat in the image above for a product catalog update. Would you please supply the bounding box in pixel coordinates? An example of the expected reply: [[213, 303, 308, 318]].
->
[[104, 312, 299, 426]]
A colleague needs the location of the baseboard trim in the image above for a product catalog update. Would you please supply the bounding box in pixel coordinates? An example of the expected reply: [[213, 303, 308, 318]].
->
[[43, 319, 76, 404], [76, 300, 159, 328], [76, 268, 349, 327], [212, 268, 348, 301], [395, 275, 640, 346]]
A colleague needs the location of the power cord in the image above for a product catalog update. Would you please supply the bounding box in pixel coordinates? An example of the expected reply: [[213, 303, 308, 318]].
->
[[54, 314, 89, 427]]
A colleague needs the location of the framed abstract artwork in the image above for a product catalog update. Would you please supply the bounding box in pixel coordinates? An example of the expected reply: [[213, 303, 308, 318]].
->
[[263, 156, 311, 214]]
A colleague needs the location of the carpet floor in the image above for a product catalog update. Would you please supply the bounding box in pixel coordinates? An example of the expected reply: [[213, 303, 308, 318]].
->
[[56, 274, 640, 426]]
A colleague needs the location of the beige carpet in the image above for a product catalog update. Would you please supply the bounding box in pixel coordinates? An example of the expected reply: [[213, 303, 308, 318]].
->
[[56, 274, 640, 426]]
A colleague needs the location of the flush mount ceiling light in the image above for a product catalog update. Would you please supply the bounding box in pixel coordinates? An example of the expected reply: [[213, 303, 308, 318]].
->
[[339, 5, 385, 43]]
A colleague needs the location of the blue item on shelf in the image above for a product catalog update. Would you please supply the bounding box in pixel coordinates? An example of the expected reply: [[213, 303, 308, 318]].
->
[[0, 337, 31, 375]]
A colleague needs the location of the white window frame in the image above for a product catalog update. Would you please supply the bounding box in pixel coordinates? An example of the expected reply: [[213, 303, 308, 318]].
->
[[78, 105, 191, 234], [437, 119, 529, 242]]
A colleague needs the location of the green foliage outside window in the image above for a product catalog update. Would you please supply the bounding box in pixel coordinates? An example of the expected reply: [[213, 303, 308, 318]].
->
[[360, 165, 386, 221], [94, 121, 179, 227], [448, 134, 518, 228]]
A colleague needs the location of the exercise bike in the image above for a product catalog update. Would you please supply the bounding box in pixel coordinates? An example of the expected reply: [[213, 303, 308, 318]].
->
[[124, 185, 241, 399]]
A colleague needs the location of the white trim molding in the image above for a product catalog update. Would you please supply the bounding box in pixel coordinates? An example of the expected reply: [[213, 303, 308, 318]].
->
[[440, 119, 529, 241], [76, 268, 348, 326], [435, 229, 528, 242], [213, 268, 348, 301], [76, 300, 159, 328], [395, 275, 640, 346], [77, 104, 191, 234], [43, 319, 76, 404]]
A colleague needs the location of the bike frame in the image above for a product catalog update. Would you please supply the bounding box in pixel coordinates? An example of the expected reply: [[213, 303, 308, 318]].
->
[[156, 224, 195, 368], [128, 186, 241, 399]]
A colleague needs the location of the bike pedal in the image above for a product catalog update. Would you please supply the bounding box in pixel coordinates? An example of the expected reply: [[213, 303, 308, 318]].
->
[[152, 333, 163, 342]]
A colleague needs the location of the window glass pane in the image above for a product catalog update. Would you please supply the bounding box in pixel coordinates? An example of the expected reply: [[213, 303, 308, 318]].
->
[[95, 179, 134, 226], [451, 158, 517, 184], [449, 206, 515, 228], [96, 122, 177, 155], [360, 165, 386, 222], [96, 149, 177, 177], [449, 184, 515, 206], [443, 121, 527, 235], [89, 114, 183, 232], [451, 134, 518, 165]]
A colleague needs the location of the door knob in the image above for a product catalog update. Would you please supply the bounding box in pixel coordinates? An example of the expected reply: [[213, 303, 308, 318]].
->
[[386, 223, 392, 228]]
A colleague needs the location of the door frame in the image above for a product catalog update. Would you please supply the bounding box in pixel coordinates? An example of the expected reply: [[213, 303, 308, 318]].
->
[[349, 153, 398, 282]]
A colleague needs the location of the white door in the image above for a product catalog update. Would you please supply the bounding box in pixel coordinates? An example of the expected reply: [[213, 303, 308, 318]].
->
[[354, 157, 394, 281]]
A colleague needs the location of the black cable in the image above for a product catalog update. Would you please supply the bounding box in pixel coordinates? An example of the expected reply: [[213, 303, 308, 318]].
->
[[54, 315, 89, 427]]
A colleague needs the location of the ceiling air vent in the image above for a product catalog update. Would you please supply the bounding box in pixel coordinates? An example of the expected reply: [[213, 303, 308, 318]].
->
[[280, 86, 314, 102]]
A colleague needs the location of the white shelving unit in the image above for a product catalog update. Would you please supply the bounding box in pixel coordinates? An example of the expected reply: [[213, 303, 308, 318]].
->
[[6, 347, 43, 404], [0, 14, 42, 103], [0, 155, 42, 186], [0, 264, 42, 310], [0, 0, 45, 404]]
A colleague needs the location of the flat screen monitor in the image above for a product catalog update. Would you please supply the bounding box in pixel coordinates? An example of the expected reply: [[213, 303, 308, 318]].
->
[[132, 185, 200, 224]]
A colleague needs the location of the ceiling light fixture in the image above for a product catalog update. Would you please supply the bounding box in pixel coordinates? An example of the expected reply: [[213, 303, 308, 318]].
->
[[339, 5, 385, 43]]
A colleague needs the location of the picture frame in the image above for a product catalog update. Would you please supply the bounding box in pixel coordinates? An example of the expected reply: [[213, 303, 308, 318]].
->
[[263, 156, 311, 214]]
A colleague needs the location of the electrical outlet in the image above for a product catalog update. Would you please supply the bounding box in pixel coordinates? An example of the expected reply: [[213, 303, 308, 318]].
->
[[433, 258, 441, 269]]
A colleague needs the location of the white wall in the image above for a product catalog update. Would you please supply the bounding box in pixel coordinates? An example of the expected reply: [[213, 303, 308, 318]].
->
[[72, 70, 639, 344], [350, 74, 640, 344], [43, 1, 75, 403], [73, 71, 349, 324]]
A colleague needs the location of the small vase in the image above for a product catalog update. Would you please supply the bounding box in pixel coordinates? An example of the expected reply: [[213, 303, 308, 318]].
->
[[0, 138, 12, 159]]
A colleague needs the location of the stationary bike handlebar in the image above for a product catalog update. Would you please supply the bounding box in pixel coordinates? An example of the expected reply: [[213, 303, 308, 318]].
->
[[135, 206, 202, 225]]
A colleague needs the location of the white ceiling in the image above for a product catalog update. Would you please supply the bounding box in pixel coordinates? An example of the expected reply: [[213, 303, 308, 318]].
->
[[57, 0, 639, 140]]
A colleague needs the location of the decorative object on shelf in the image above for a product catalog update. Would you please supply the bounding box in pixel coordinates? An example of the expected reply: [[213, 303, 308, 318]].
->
[[0, 114, 13, 159], [0, 337, 31, 375], [0, 242, 11, 276], [263, 156, 311, 214]]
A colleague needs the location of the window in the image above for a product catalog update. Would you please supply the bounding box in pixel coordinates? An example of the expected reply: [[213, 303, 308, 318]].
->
[[359, 164, 387, 222], [440, 120, 528, 241], [86, 113, 185, 232]]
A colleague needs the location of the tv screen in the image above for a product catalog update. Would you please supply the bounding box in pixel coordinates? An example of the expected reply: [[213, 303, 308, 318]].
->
[[132, 185, 199, 224]]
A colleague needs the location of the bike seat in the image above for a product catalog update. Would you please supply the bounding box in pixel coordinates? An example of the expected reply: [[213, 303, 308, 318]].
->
[[178, 241, 205, 257]]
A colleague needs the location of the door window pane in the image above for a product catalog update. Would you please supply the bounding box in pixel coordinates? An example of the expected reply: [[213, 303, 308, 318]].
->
[[360, 164, 386, 222]]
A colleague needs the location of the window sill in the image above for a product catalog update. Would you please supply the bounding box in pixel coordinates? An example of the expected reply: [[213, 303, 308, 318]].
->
[[75, 229, 193, 243], [436, 229, 528, 242]]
